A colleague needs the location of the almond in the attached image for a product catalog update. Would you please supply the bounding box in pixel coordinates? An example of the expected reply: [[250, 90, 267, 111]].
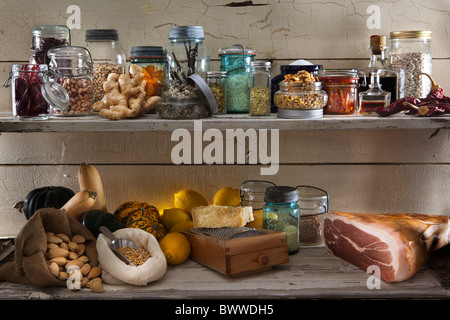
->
[[80, 263, 91, 276], [76, 243, 86, 256], [56, 233, 70, 243], [48, 262, 60, 277], [60, 242, 69, 250], [88, 266, 102, 279], [49, 257, 67, 267], [47, 243, 59, 250], [66, 259, 84, 269], [87, 277, 103, 293], [68, 251, 78, 260], [47, 234, 63, 244], [58, 271, 69, 281], [68, 241, 79, 252], [78, 255, 89, 264], [47, 248, 69, 260], [72, 235, 85, 244]]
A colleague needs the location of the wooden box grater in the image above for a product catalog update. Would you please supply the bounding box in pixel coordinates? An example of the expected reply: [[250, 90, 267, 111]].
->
[[183, 228, 289, 277]]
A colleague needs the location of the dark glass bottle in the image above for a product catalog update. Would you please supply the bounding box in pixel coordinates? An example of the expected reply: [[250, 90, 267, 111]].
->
[[359, 35, 402, 104]]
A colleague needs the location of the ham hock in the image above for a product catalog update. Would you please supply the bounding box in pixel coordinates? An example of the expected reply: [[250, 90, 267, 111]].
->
[[324, 211, 450, 282]]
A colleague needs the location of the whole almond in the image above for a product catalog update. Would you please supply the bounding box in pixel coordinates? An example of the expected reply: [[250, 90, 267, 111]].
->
[[60, 242, 69, 250], [49, 262, 60, 277], [72, 235, 85, 244], [81, 276, 89, 288], [49, 257, 67, 267], [80, 263, 91, 276], [48, 248, 69, 260], [77, 243, 86, 256], [56, 233, 70, 243], [78, 255, 89, 264], [58, 271, 69, 281], [66, 259, 84, 269], [88, 266, 102, 279], [87, 277, 103, 293], [68, 251, 78, 260], [47, 243, 59, 250], [47, 234, 63, 244], [68, 241, 79, 252]]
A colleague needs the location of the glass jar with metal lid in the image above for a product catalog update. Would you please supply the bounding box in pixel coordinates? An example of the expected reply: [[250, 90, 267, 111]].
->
[[29, 25, 71, 65], [318, 69, 359, 114], [249, 61, 271, 116], [240, 180, 276, 229], [165, 26, 210, 86], [388, 30, 432, 98], [274, 81, 328, 119], [206, 71, 226, 114], [219, 45, 256, 113], [45, 46, 94, 116], [263, 186, 300, 255], [130, 46, 165, 98], [85, 29, 126, 103]]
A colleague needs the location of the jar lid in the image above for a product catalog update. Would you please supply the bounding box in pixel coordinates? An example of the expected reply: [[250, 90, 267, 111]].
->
[[130, 46, 164, 57], [169, 26, 204, 39], [85, 29, 119, 41], [250, 61, 271, 68], [389, 30, 431, 40], [280, 65, 322, 74], [41, 81, 70, 110], [32, 25, 70, 37], [318, 68, 359, 77], [218, 44, 256, 55], [264, 186, 298, 203], [188, 74, 218, 114], [206, 71, 227, 78], [46, 46, 93, 74], [277, 108, 323, 119]]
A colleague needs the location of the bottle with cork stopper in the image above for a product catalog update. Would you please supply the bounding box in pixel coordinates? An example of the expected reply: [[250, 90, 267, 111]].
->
[[358, 35, 404, 104]]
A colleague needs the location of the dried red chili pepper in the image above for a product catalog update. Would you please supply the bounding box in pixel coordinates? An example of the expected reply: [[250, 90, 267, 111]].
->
[[377, 73, 450, 117]]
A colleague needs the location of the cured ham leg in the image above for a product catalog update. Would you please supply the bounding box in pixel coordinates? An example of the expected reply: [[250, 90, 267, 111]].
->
[[323, 211, 450, 282]]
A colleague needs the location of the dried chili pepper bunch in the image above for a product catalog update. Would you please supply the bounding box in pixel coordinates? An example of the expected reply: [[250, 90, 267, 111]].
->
[[377, 73, 450, 117]]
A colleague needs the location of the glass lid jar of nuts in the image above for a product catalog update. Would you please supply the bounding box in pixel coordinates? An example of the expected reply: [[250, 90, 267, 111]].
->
[[45, 46, 94, 116], [274, 70, 328, 119]]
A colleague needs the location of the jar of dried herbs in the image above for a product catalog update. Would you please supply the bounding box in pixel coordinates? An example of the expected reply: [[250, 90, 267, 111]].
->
[[206, 71, 226, 114], [219, 45, 255, 113], [249, 61, 271, 116]]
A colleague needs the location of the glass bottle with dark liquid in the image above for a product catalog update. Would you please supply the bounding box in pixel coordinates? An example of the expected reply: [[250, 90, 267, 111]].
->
[[358, 35, 403, 104], [358, 69, 391, 115]]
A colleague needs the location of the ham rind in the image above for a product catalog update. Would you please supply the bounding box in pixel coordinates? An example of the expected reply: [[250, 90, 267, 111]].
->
[[324, 211, 450, 282]]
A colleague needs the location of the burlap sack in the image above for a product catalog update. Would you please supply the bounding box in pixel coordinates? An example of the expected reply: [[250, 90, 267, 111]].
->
[[0, 208, 97, 287]]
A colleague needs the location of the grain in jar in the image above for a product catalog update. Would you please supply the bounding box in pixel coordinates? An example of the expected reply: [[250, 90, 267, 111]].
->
[[249, 61, 271, 116], [206, 71, 226, 114]]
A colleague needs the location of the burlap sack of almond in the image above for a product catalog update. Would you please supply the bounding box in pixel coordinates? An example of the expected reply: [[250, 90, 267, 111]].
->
[[45, 232, 103, 293]]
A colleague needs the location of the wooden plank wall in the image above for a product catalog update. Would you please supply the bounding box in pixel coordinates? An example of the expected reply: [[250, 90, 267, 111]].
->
[[0, 0, 449, 237]]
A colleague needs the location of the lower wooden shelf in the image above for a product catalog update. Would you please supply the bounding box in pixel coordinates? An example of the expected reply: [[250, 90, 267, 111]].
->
[[1, 245, 449, 300]]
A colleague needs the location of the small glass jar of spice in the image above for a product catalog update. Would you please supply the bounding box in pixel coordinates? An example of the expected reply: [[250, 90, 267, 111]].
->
[[249, 61, 271, 116], [206, 71, 226, 114], [318, 69, 359, 114], [263, 186, 300, 255], [29, 25, 71, 65]]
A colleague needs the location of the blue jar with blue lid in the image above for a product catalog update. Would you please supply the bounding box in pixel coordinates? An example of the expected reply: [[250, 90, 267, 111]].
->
[[263, 186, 300, 254]]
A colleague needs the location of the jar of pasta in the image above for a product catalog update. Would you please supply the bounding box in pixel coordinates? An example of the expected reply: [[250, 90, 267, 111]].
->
[[318, 69, 359, 114]]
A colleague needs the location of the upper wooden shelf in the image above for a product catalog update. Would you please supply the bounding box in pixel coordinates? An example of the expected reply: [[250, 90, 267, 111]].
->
[[0, 112, 449, 132]]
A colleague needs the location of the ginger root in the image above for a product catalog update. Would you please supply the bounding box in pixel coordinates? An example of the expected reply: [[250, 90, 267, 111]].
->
[[93, 64, 161, 120]]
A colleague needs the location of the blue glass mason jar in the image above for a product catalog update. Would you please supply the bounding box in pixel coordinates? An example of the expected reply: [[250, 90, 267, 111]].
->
[[263, 186, 300, 254], [219, 44, 255, 113]]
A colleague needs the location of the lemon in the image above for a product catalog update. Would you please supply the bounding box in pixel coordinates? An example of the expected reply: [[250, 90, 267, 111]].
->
[[159, 232, 191, 265], [169, 220, 194, 233], [174, 189, 208, 215], [212, 187, 241, 206], [162, 208, 192, 232], [245, 209, 263, 229]]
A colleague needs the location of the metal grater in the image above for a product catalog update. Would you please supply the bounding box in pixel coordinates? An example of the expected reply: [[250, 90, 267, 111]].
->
[[189, 227, 265, 240]]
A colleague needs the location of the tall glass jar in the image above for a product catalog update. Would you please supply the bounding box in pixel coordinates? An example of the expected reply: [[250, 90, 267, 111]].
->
[[219, 45, 255, 113], [5, 64, 50, 120], [263, 186, 300, 255], [240, 180, 276, 229], [85, 29, 126, 103], [318, 69, 359, 114], [29, 25, 71, 65], [249, 61, 271, 116], [165, 26, 210, 86], [388, 30, 432, 98], [206, 71, 227, 114], [46, 46, 94, 116], [130, 46, 165, 98]]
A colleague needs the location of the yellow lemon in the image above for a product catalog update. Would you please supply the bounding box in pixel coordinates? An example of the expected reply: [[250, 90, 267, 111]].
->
[[159, 232, 191, 265], [174, 189, 208, 215], [162, 208, 192, 232], [245, 209, 263, 229], [212, 187, 241, 206], [169, 220, 194, 233]]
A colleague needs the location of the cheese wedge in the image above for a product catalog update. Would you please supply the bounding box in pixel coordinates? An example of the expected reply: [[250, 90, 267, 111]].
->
[[191, 205, 254, 228]]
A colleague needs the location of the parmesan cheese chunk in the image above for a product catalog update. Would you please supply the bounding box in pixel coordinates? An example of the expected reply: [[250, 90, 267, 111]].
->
[[191, 205, 254, 228]]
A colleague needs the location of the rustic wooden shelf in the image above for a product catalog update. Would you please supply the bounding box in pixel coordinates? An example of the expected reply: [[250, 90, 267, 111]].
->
[[1, 112, 449, 133], [1, 245, 449, 300]]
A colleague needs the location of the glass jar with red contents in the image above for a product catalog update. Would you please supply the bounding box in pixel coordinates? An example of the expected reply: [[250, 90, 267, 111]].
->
[[4, 64, 50, 120], [318, 69, 359, 114]]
